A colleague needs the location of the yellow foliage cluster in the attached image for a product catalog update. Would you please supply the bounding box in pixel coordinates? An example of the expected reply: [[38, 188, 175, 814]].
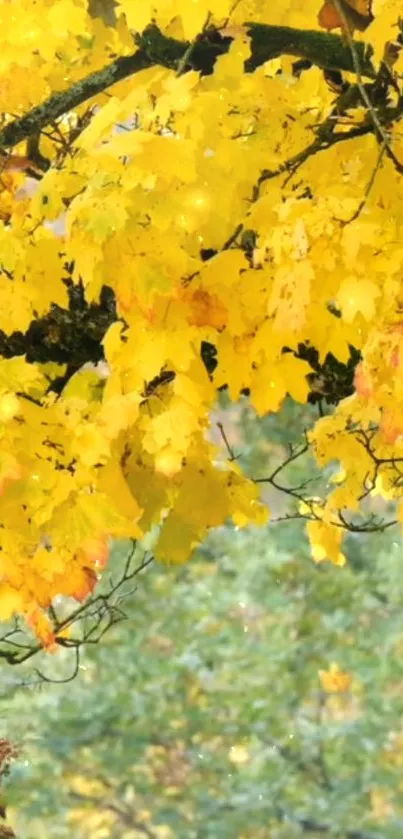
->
[[0, 0, 401, 640]]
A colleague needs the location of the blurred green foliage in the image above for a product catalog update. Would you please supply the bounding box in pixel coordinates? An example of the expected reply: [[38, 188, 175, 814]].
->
[[2, 399, 403, 838]]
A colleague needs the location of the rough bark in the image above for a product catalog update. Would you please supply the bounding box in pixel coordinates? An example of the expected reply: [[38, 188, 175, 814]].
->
[[0, 23, 375, 151]]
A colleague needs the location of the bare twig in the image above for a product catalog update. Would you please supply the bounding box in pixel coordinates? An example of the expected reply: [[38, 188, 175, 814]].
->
[[217, 421, 239, 461], [254, 122, 374, 200], [34, 646, 80, 684], [336, 140, 387, 225], [315, 691, 333, 791], [0, 545, 154, 672], [175, 13, 211, 77], [331, 0, 402, 173]]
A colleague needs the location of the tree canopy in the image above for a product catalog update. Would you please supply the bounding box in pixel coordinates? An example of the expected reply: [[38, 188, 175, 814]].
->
[[0, 0, 401, 650]]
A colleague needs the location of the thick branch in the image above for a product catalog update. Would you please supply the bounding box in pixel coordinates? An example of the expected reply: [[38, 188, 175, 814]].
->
[[244, 23, 375, 75], [0, 23, 375, 151], [135, 22, 375, 76], [0, 280, 116, 392], [0, 51, 153, 150]]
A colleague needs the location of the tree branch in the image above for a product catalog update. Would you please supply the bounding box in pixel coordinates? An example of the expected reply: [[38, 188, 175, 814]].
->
[[0, 279, 116, 393], [0, 51, 153, 150], [0, 545, 153, 671], [0, 23, 375, 151], [243, 22, 375, 76]]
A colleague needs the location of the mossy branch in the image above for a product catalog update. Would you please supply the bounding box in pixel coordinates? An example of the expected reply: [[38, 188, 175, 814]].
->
[[244, 23, 374, 75], [0, 23, 375, 150]]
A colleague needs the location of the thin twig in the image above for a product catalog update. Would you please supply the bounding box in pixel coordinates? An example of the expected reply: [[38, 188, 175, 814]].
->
[[337, 140, 387, 225], [331, 0, 402, 173], [217, 421, 239, 461], [315, 691, 333, 791], [0, 545, 154, 670], [34, 646, 80, 684], [176, 13, 211, 77]]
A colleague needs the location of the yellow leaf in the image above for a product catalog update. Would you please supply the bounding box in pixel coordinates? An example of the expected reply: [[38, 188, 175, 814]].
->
[[97, 461, 143, 527], [0, 586, 24, 621], [0, 392, 19, 422], [319, 663, 352, 694], [76, 97, 122, 151], [307, 520, 346, 567], [337, 277, 380, 323], [228, 744, 250, 765], [250, 361, 286, 416]]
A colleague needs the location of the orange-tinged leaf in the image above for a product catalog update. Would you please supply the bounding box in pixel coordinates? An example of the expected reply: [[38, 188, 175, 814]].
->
[[80, 536, 110, 570], [27, 609, 57, 650], [0, 154, 37, 172], [66, 565, 98, 602], [318, 0, 374, 33], [186, 288, 227, 330], [354, 363, 373, 398]]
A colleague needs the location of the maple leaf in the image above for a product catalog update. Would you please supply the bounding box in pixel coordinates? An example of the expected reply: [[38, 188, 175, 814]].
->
[[27, 609, 57, 651], [318, 662, 352, 694], [0, 586, 24, 622], [337, 277, 380, 323], [307, 520, 346, 567]]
